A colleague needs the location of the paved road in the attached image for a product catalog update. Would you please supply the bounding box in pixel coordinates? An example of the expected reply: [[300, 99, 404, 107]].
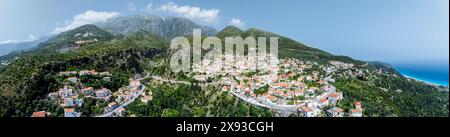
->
[[151, 75, 300, 116], [95, 74, 150, 117], [95, 85, 145, 117], [229, 91, 299, 115], [96, 74, 300, 117]]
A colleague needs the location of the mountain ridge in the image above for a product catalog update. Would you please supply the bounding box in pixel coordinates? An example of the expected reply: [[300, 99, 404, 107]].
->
[[0, 36, 50, 56], [97, 15, 218, 39], [0, 15, 447, 117]]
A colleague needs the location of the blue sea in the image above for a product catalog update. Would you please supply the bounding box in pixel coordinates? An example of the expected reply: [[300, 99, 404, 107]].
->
[[394, 62, 449, 87]]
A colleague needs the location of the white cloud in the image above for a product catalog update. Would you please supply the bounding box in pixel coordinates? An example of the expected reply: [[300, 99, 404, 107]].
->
[[229, 18, 246, 28], [52, 10, 120, 34], [145, 3, 153, 12], [128, 3, 136, 12], [28, 35, 37, 41], [0, 35, 38, 44], [159, 2, 219, 24], [0, 39, 19, 44]]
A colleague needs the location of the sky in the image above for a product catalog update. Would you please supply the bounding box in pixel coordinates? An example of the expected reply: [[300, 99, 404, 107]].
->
[[0, 0, 448, 65]]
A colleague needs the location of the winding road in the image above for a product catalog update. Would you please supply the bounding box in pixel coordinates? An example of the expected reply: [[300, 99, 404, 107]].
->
[[95, 74, 149, 117], [95, 74, 300, 117], [95, 85, 145, 117]]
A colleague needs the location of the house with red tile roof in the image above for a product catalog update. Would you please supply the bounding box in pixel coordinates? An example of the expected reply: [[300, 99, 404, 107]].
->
[[318, 98, 329, 108], [64, 108, 80, 117], [108, 102, 118, 109], [81, 87, 94, 95], [355, 101, 362, 109], [327, 107, 344, 117], [350, 109, 363, 117], [301, 106, 316, 117], [31, 111, 47, 117], [267, 95, 278, 102], [350, 101, 363, 117], [328, 92, 343, 105], [222, 86, 229, 91], [294, 89, 305, 96], [317, 80, 327, 85], [276, 82, 288, 88]]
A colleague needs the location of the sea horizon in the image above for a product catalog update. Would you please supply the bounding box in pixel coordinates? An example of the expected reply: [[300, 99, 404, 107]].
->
[[394, 62, 449, 87]]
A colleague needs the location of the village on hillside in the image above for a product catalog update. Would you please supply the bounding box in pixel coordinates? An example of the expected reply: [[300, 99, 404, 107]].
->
[[191, 54, 364, 117], [32, 70, 146, 117]]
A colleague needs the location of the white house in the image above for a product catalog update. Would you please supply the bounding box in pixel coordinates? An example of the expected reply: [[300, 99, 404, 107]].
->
[[350, 101, 363, 117], [350, 109, 363, 117], [318, 98, 329, 108], [79, 70, 97, 76], [63, 98, 74, 107], [95, 88, 111, 97], [108, 102, 118, 109], [327, 107, 344, 117], [48, 92, 59, 100], [58, 86, 73, 98], [64, 108, 80, 117], [118, 108, 126, 117], [301, 106, 317, 117], [59, 71, 77, 76], [67, 77, 78, 83], [81, 87, 94, 95], [327, 92, 343, 105]]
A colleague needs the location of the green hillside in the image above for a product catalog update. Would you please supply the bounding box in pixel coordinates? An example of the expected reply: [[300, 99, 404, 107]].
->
[[0, 22, 447, 117]]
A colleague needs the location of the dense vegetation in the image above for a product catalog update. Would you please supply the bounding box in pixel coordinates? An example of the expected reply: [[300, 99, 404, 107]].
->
[[0, 25, 167, 117], [126, 82, 272, 117], [334, 77, 448, 117]]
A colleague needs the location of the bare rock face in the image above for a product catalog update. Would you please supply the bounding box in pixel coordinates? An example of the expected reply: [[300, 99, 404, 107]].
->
[[98, 15, 217, 39]]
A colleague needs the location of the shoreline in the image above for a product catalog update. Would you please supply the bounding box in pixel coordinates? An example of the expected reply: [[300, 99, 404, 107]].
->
[[393, 64, 449, 87], [400, 73, 449, 87]]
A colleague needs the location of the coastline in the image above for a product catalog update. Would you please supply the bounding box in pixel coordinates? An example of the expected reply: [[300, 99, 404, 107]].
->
[[393, 63, 449, 87], [399, 72, 449, 87]]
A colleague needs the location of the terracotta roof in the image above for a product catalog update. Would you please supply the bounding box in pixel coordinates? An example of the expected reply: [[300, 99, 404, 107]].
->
[[295, 89, 305, 94], [222, 86, 229, 90], [277, 82, 288, 87], [273, 90, 284, 94], [287, 73, 295, 77], [317, 80, 326, 84], [287, 90, 294, 94], [351, 109, 363, 113], [32, 111, 46, 117], [267, 95, 278, 101], [302, 106, 312, 112], [109, 102, 117, 106], [319, 98, 328, 103], [355, 101, 361, 107], [64, 108, 75, 113], [82, 87, 93, 90], [329, 93, 340, 98], [119, 108, 126, 112]]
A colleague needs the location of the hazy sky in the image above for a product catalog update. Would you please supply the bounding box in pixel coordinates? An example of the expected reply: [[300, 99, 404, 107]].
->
[[0, 0, 448, 64]]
